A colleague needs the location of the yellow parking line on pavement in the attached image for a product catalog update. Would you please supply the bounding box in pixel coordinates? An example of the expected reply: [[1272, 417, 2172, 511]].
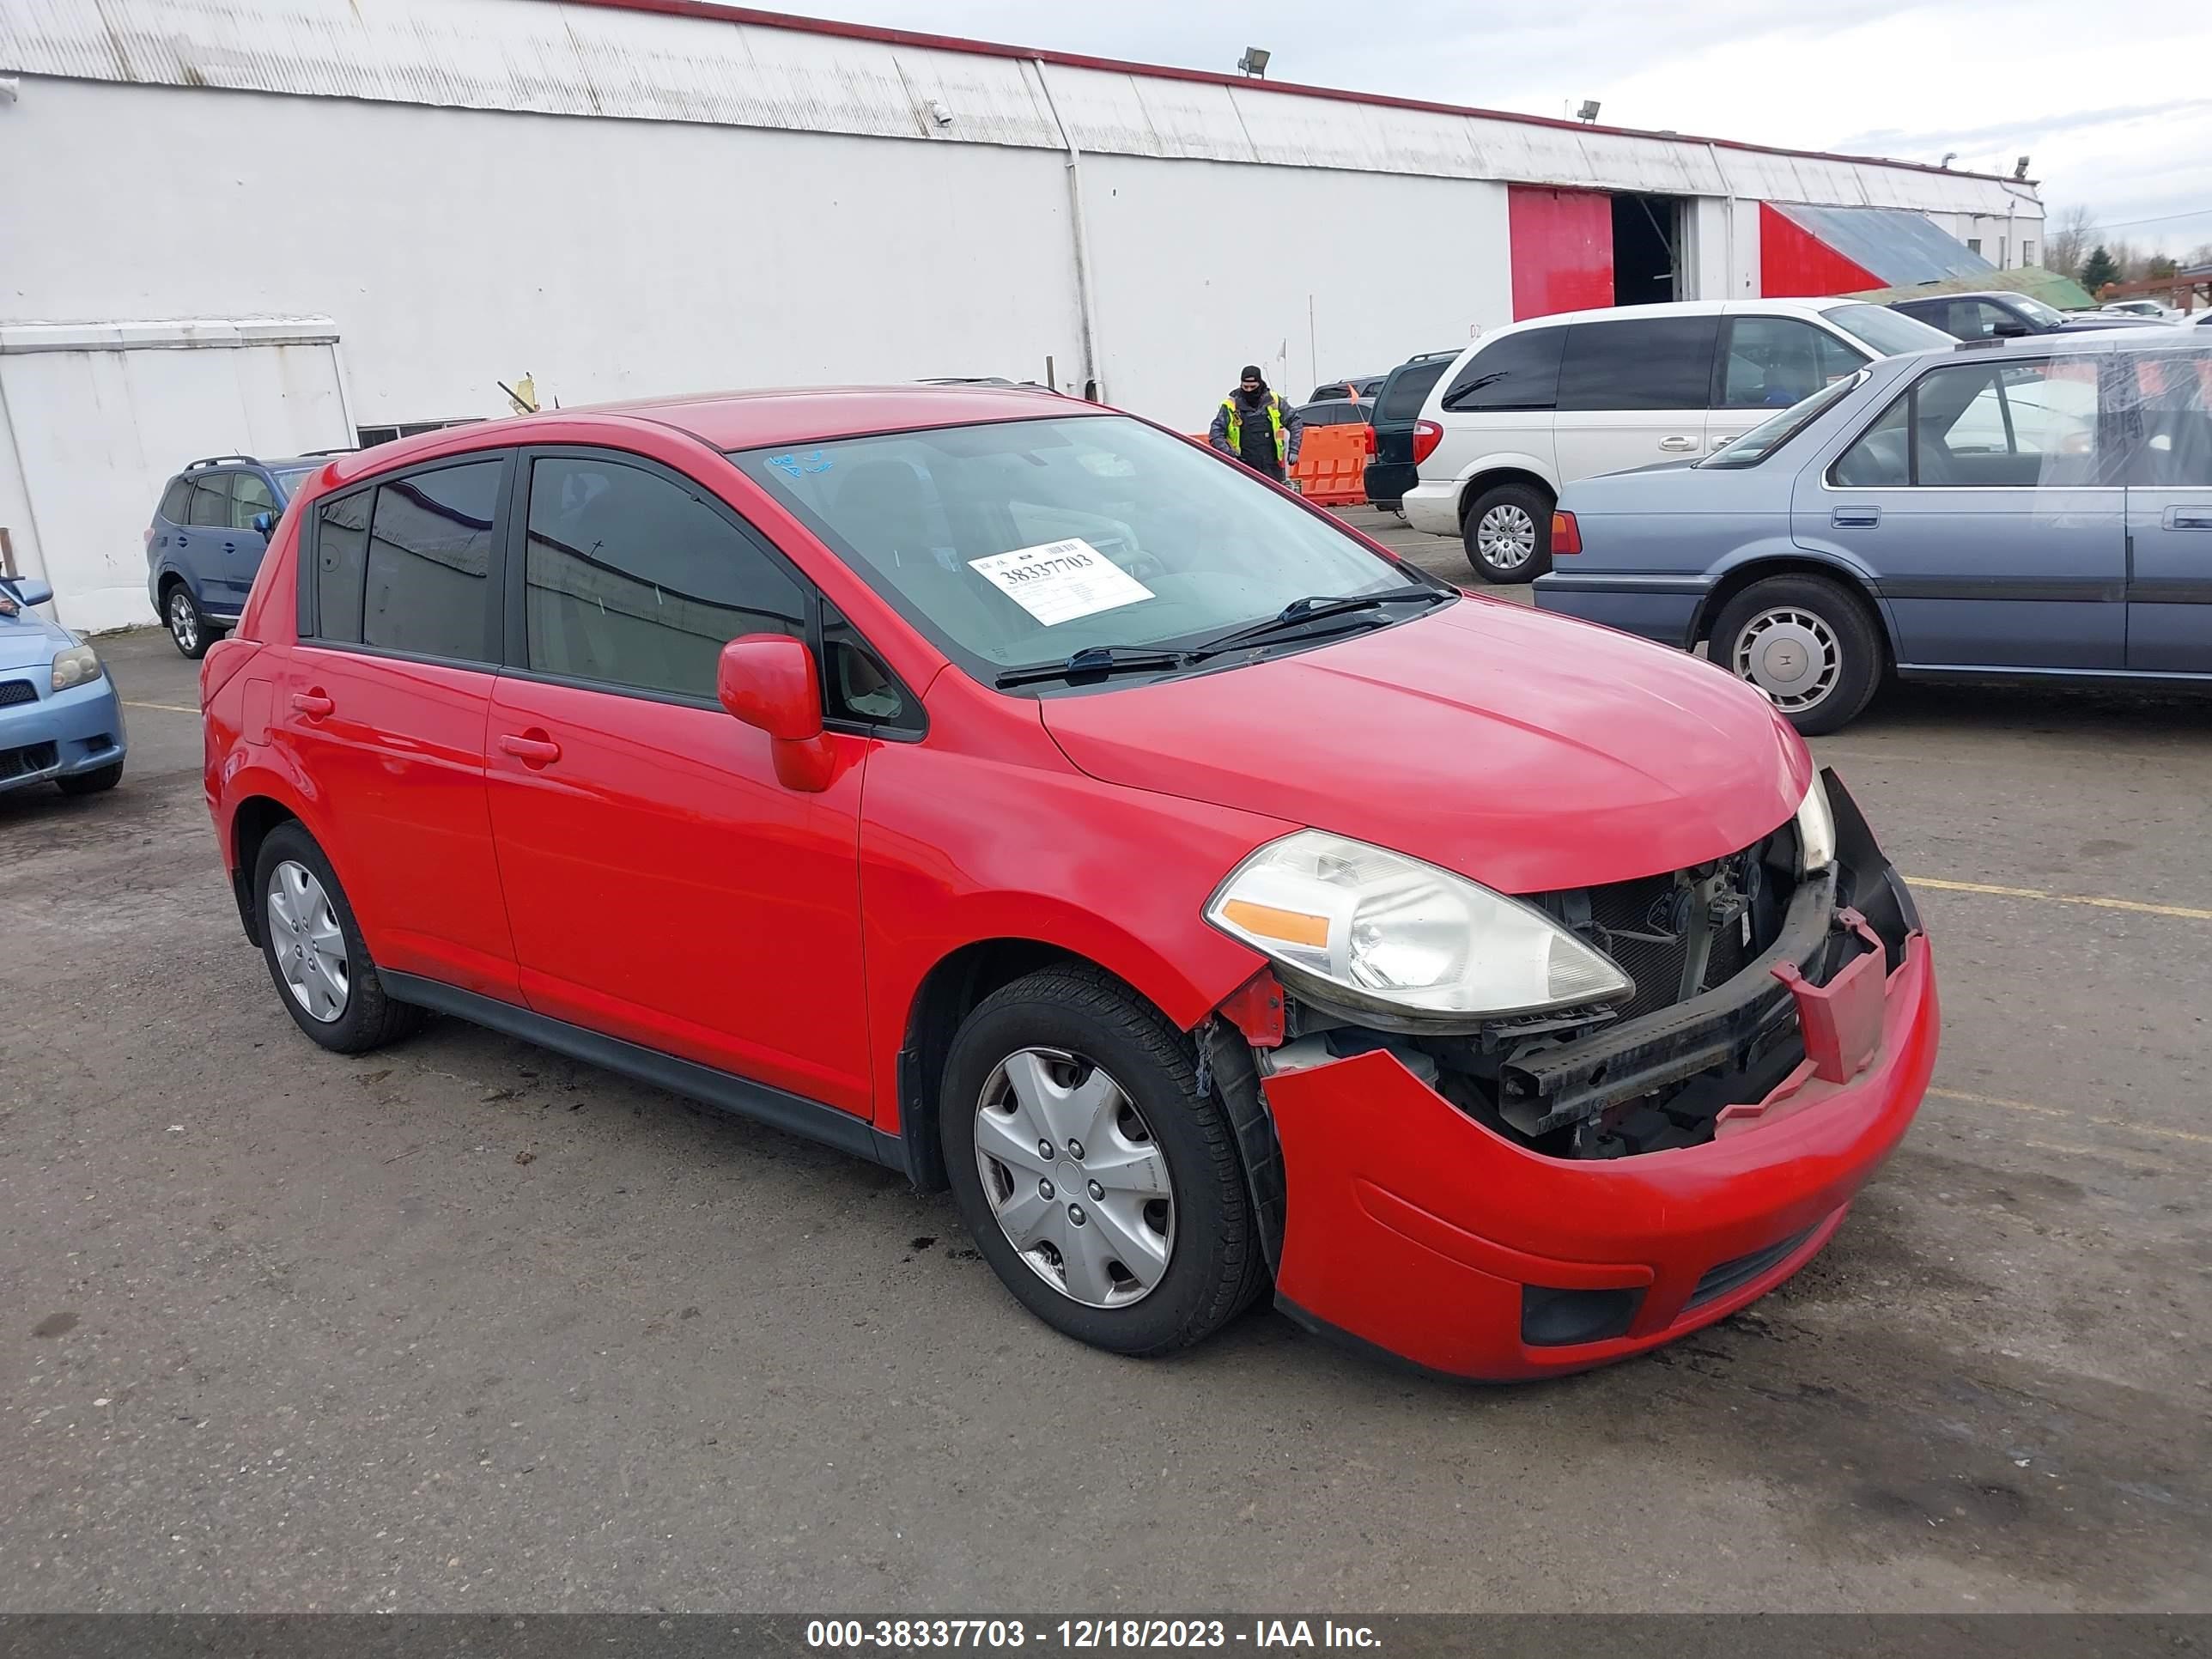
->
[[1929, 1086, 2212, 1147], [123, 700, 200, 715], [1909, 876, 2212, 923]]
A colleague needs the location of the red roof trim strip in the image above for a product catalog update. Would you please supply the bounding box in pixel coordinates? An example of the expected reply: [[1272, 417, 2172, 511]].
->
[[565, 0, 2027, 186]]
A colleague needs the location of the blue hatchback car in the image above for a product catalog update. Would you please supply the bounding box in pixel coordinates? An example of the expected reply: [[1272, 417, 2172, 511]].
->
[[1537, 331, 2212, 732], [146, 453, 335, 659], [0, 575, 127, 798]]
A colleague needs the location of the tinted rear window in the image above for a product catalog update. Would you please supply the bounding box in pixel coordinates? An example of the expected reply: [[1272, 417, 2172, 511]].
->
[[158, 478, 191, 524], [314, 492, 371, 644], [1555, 316, 1719, 411], [362, 460, 501, 661], [1377, 357, 1451, 421], [187, 475, 233, 527], [1441, 329, 1565, 413]]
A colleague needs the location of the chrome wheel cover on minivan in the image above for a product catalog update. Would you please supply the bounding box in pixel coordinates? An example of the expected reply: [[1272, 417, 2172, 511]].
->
[[1477, 504, 1538, 571], [972, 1048, 1175, 1309]]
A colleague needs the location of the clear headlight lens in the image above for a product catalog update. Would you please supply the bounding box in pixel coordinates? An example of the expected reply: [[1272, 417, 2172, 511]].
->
[[1795, 774, 1836, 873], [1205, 830, 1632, 1021], [50, 645, 101, 692]]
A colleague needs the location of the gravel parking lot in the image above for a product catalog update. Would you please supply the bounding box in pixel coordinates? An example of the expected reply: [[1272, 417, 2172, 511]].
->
[[5, 540, 2209, 1613]]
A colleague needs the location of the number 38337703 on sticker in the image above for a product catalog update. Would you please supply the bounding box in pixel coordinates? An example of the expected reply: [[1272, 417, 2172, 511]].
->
[[968, 538, 1154, 628]]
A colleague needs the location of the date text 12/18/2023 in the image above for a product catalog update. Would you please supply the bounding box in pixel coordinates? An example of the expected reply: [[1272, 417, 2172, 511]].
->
[[805, 1620, 1384, 1650]]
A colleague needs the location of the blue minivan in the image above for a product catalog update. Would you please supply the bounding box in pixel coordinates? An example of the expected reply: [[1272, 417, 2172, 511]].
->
[[145, 453, 337, 657], [1536, 331, 2212, 732]]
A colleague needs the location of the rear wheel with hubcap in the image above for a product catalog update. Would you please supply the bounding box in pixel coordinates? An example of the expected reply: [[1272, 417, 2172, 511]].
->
[[253, 822, 424, 1053], [165, 584, 219, 659], [1710, 573, 1884, 735], [1462, 481, 1553, 584], [940, 967, 1265, 1355]]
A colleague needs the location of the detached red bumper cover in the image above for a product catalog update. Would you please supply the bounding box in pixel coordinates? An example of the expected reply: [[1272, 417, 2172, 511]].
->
[[1260, 790, 1938, 1380]]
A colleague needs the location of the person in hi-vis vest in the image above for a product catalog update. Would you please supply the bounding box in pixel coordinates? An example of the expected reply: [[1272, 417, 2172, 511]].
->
[[1206, 364, 1303, 483]]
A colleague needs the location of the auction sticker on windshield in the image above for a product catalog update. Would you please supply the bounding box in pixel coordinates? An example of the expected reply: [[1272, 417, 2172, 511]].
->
[[969, 538, 1154, 627]]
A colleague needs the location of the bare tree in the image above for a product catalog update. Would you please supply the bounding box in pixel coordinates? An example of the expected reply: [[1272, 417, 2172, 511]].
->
[[2044, 204, 2098, 276]]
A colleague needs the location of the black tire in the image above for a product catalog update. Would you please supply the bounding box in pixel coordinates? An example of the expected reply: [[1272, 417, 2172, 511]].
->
[[939, 966, 1266, 1357], [252, 822, 425, 1054], [55, 762, 123, 797], [163, 581, 219, 660], [1709, 574, 1885, 736], [1462, 480, 1553, 584]]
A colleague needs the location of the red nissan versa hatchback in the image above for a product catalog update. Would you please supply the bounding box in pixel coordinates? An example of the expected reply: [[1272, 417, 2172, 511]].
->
[[199, 386, 1938, 1381]]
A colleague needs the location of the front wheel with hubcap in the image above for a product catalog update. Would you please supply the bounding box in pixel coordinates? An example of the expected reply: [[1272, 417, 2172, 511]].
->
[[1709, 573, 1884, 735], [1462, 481, 1553, 584], [940, 967, 1265, 1355]]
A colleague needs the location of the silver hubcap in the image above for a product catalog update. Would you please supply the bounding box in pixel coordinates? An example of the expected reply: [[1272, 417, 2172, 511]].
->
[[1733, 607, 1841, 713], [170, 592, 198, 652], [266, 860, 349, 1023], [973, 1048, 1174, 1309], [1477, 504, 1538, 570]]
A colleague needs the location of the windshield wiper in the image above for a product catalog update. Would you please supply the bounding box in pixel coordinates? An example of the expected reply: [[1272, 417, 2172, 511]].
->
[[994, 645, 1192, 689], [1186, 585, 1448, 659]]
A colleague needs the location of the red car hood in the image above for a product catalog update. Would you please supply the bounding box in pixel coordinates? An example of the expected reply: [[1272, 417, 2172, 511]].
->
[[1038, 597, 1813, 895]]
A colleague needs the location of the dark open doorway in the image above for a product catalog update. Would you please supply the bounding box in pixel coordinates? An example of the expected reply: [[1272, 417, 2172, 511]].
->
[[1612, 193, 1682, 306]]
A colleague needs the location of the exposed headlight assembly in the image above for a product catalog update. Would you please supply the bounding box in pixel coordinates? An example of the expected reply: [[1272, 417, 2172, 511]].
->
[[50, 645, 101, 692], [1794, 773, 1836, 874], [1204, 830, 1631, 1024]]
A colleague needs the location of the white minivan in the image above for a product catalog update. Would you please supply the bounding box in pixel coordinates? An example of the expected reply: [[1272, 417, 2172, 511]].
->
[[1403, 299, 1953, 582]]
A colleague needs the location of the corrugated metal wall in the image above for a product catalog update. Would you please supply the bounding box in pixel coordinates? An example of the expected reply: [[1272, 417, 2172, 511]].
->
[[0, 0, 2041, 216]]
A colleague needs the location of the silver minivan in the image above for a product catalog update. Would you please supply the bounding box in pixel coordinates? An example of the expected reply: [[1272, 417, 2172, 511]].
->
[[1402, 300, 1953, 583]]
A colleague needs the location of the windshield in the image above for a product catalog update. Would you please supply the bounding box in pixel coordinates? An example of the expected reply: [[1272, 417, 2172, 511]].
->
[[1825, 303, 1954, 357], [1699, 371, 1868, 469], [732, 416, 1431, 680], [2014, 295, 2067, 326], [273, 465, 318, 500]]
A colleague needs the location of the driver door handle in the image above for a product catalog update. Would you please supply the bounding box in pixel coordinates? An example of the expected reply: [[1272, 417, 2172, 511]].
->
[[1658, 435, 1698, 453], [498, 732, 562, 767]]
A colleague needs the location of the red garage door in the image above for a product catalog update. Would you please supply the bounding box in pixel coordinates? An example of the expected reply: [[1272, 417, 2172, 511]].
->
[[1509, 187, 1614, 320]]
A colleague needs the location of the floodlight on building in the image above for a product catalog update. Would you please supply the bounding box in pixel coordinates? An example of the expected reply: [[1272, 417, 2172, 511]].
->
[[1237, 46, 1271, 78]]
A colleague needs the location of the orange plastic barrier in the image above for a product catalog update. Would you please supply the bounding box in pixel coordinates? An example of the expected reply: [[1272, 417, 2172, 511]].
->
[[1288, 421, 1370, 505]]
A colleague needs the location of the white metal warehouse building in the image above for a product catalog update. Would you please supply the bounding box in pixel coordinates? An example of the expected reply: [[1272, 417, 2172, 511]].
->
[[0, 0, 2044, 629]]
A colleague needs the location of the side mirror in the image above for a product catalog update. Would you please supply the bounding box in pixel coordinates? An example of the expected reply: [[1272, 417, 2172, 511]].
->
[[1991, 319, 2031, 338], [717, 635, 835, 791], [10, 578, 54, 609], [252, 510, 276, 538]]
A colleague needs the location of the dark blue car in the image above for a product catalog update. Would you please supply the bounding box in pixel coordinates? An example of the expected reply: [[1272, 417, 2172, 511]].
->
[[1536, 331, 2212, 732], [145, 453, 337, 657]]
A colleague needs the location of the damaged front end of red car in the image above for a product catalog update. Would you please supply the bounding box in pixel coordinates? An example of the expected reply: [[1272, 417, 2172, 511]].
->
[[1197, 769, 1939, 1381]]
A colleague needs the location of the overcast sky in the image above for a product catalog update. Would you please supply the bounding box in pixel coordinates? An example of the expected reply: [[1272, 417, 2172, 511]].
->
[[781, 1, 2211, 255]]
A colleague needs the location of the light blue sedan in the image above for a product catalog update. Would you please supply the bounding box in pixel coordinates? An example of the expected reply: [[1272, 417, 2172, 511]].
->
[[0, 575, 128, 798], [1536, 331, 2212, 732]]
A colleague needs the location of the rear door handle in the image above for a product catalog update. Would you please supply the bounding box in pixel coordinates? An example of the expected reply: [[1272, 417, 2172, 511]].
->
[[222, 541, 238, 553], [498, 732, 562, 768], [290, 691, 334, 719], [1832, 507, 1881, 528], [1658, 435, 1698, 453], [2166, 508, 2212, 530]]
